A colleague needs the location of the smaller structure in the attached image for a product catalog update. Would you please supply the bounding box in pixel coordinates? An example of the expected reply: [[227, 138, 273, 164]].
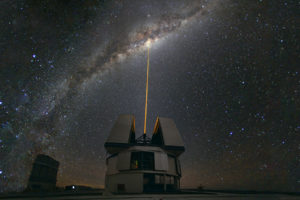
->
[[27, 154, 59, 191]]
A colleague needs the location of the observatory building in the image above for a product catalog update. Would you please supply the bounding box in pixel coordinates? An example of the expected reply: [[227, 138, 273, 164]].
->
[[27, 154, 59, 191], [104, 114, 185, 193]]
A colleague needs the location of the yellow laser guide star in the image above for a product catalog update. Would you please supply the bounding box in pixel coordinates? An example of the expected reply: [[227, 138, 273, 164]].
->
[[144, 46, 150, 134]]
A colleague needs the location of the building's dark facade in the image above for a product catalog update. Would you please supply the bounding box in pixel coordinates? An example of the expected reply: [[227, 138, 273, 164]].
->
[[27, 154, 59, 191]]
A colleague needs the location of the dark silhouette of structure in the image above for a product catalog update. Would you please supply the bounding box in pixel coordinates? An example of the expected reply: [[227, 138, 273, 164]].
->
[[27, 154, 59, 191]]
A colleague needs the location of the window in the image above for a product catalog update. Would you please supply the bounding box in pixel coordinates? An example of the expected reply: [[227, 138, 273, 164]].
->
[[130, 152, 154, 170], [154, 175, 175, 185], [168, 176, 174, 184], [117, 184, 125, 192], [155, 175, 164, 184], [176, 159, 181, 175]]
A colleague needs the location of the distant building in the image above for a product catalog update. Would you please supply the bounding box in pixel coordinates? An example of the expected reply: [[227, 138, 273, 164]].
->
[[27, 154, 59, 191], [104, 115, 185, 193]]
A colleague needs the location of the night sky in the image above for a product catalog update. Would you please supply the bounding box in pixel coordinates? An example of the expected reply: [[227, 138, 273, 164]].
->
[[0, 0, 299, 193]]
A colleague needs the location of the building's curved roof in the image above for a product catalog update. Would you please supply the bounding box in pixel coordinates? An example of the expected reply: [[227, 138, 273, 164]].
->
[[105, 115, 184, 156]]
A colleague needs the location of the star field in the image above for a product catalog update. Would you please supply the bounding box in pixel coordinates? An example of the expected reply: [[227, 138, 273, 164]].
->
[[0, 0, 299, 193]]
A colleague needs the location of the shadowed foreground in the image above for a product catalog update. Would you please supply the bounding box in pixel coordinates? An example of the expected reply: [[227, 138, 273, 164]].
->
[[0, 192, 299, 200]]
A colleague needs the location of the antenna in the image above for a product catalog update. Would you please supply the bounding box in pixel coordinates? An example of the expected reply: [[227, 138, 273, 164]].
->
[[143, 47, 150, 135]]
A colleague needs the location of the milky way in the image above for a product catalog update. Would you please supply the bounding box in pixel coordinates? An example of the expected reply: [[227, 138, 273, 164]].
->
[[0, 0, 299, 193], [44, 0, 221, 118]]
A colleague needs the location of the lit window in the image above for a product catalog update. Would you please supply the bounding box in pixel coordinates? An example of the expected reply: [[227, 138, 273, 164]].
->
[[130, 152, 154, 170]]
